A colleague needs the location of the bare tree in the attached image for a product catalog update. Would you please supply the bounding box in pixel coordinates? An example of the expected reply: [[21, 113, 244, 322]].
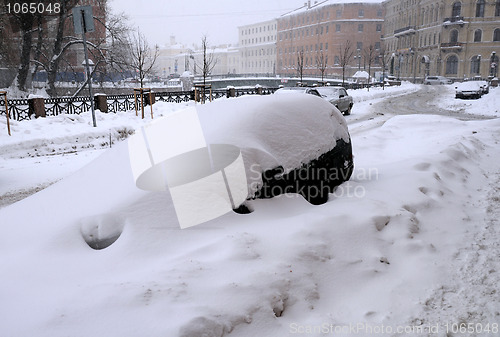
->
[[200, 35, 217, 87], [3, 0, 131, 96], [338, 40, 354, 87], [378, 48, 390, 90], [100, 9, 132, 81], [125, 29, 159, 89], [363, 44, 378, 91], [296, 49, 305, 83], [316, 50, 328, 82], [198, 35, 218, 103]]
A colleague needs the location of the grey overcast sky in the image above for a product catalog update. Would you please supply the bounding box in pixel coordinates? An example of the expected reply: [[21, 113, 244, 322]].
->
[[109, 0, 304, 48]]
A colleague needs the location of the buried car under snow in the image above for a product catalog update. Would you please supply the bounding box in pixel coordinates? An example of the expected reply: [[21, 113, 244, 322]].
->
[[129, 93, 354, 225], [197, 94, 354, 206], [455, 80, 489, 99]]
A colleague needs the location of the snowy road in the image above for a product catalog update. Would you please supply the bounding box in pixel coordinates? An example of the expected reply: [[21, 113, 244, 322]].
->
[[1, 84, 500, 337], [347, 85, 494, 136]]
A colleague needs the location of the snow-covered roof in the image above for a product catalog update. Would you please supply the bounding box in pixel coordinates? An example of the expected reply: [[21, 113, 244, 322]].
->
[[282, 0, 384, 17], [352, 70, 370, 78]]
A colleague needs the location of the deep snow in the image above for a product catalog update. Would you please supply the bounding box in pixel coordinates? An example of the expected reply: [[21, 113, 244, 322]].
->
[[0, 84, 499, 337]]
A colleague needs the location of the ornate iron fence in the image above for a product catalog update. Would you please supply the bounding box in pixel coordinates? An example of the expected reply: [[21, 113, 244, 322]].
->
[[155, 91, 192, 103], [1, 87, 279, 121], [4, 98, 30, 121], [44, 96, 92, 116], [107, 94, 136, 113]]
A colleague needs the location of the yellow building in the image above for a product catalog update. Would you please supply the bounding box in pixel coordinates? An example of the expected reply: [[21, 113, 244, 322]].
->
[[383, 0, 500, 81]]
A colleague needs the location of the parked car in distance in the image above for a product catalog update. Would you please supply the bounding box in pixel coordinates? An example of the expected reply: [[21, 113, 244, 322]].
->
[[455, 80, 489, 99], [384, 76, 401, 86], [316, 86, 354, 115], [424, 76, 453, 85], [274, 86, 322, 97]]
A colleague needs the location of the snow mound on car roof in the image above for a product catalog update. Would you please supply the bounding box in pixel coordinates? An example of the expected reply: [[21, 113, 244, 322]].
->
[[197, 94, 350, 180]]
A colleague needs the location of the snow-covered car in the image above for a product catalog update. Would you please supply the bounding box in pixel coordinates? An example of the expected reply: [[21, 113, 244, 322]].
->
[[197, 94, 354, 206], [424, 76, 453, 85], [274, 86, 322, 97], [316, 86, 354, 115], [455, 81, 489, 99], [384, 76, 401, 86]]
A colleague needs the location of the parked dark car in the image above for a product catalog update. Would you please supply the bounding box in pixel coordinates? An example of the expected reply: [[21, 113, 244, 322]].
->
[[197, 94, 354, 206], [316, 86, 354, 115]]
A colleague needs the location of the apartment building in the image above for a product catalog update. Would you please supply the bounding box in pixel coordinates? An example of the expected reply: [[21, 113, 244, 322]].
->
[[238, 19, 278, 75], [276, 0, 385, 78], [383, 0, 500, 80]]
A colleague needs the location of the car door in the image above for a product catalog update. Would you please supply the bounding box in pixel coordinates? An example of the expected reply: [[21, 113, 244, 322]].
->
[[338, 88, 348, 112]]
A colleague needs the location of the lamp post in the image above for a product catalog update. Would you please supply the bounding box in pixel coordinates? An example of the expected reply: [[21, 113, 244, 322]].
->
[[490, 51, 498, 78], [354, 49, 361, 71], [411, 48, 416, 83]]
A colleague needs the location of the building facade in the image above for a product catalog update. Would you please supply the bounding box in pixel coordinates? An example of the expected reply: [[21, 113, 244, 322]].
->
[[383, 0, 500, 81], [238, 19, 278, 75], [276, 0, 385, 79]]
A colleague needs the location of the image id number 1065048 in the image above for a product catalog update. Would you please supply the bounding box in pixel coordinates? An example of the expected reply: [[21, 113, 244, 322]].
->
[[445, 322, 498, 334], [6, 2, 61, 14]]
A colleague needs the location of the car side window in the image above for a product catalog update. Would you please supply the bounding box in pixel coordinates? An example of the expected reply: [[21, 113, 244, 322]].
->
[[340, 89, 347, 96]]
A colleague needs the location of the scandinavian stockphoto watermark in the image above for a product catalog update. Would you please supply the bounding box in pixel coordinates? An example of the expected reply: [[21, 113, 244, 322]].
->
[[289, 322, 499, 335], [127, 107, 248, 229], [247, 163, 379, 199]]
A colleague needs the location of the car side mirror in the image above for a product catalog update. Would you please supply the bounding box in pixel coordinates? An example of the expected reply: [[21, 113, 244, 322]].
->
[[339, 95, 344, 98]]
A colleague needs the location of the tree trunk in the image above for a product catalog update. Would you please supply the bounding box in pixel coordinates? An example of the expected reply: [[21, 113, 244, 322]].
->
[[17, 16, 34, 91], [46, 3, 70, 96]]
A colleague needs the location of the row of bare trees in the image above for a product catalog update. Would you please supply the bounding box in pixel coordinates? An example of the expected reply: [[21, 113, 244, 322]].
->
[[294, 40, 391, 87], [0, 0, 162, 96]]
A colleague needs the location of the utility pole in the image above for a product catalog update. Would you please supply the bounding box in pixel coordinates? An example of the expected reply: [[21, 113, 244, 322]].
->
[[72, 6, 97, 127]]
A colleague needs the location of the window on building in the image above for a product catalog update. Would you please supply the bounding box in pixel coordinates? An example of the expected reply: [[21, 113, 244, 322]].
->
[[376, 24, 382, 32], [334, 56, 340, 65], [377, 9, 383, 17], [358, 9, 364, 17], [336, 24, 341, 32], [474, 29, 482, 42], [494, 28, 500, 41], [452, 1, 461, 17], [336, 10, 342, 18], [358, 24, 364, 32], [476, 0, 485, 17], [375, 42, 381, 50], [470, 55, 481, 74], [326, 43, 328, 50], [326, 25, 329, 34], [450, 29, 459, 43], [496, 0, 500, 16], [445, 55, 458, 74], [357, 42, 363, 50]]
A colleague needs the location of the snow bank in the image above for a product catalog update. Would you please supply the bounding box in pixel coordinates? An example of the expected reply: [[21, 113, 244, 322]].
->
[[431, 85, 500, 117], [349, 82, 420, 103], [0, 101, 193, 158], [1, 119, 499, 336], [0, 87, 499, 337]]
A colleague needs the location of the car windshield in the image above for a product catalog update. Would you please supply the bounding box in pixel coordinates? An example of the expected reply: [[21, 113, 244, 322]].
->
[[316, 87, 341, 98]]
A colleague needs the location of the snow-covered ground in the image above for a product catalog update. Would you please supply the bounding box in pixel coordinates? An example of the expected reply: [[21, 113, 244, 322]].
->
[[1, 84, 499, 336], [430, 84, 500, 117]]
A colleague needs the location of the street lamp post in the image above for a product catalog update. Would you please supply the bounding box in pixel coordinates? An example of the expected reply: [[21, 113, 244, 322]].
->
[[411, 49, 416, 83], [490, 51, 498, 78]]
